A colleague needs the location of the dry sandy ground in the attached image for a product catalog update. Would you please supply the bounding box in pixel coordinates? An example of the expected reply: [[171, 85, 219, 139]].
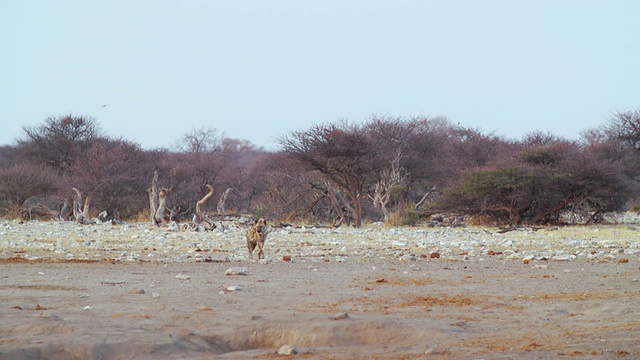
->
[[1, 220, 639, 359]]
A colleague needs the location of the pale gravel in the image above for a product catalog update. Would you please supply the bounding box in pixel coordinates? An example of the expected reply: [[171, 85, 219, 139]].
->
[[1, 216, 639, 263]]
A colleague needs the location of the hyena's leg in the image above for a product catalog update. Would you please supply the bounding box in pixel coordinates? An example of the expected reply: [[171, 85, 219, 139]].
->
[[247, 237, 256, 259], [257, 239, 264, 259]]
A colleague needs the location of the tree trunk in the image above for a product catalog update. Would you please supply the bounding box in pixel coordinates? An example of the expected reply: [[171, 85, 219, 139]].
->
[[72, 187, 83, 223], [325, 181, 356, 227], [370, 182, 390, 223], [351, 190, 362, 228], [326, 189, 345, 227], [196, 184, 216, 229], [148, 170, 159, 224], [414, 183, 439, 210], [71, 188, 92, 224], [484, 205, 521, 225], [154, 187, 172, 225], [59, 198, 73, 221], [216, 187, 234, 215], [531, 197, 572, 224], [82, 196, 91, 221]]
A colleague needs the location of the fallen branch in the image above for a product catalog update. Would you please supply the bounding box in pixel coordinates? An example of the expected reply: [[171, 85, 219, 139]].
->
[[195, 184, 216, 230], [414, 182, 440, 210]]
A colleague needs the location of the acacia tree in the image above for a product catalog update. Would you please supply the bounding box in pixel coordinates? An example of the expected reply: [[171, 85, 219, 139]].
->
[[66, 138, 160, 219], [604, 109, 640, 151], [583, 114, 640, 208], [0, 164, 60, 206], [0, 145, 21, 168], [215, 138, 268, 214], [18, 114, 102, 174], [0, 144, 61, 208], [175, 126, 223, 154], [442, 136, 635, 225], [244, 151, 330, 222], [362, 116, 451, 221], [161, 129, 265, 220], [163, 127, 227, 217], [278, 121, 374, 227], [445, 126, 511, 171]]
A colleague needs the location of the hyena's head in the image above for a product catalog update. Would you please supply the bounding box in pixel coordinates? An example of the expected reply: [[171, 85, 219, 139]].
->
[[255, 218, 267, 233]]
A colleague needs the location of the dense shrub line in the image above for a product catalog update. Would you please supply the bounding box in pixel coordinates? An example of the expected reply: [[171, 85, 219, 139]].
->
[[1, 111, 639, 226]]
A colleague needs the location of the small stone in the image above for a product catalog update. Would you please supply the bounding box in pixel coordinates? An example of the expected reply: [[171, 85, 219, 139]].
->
[[152, 292, 160, 298], [226, 285, 244, 292], [175, 274, 191, 280], [37, 313, 64, 321], [278, 344, 300, 355], [225, 267, 248, 276], [130, 288, 146, 294], [425, 347, 441, 355], [430, 252, 440, 259], [618, 258, 629, 263], [553, 254, 576, 261], [282, 255, 292, 262], [332, 312, 350, 320]]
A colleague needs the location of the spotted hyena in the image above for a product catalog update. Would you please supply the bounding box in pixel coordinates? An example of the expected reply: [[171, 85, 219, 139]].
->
[[246, 218, 268, 260]]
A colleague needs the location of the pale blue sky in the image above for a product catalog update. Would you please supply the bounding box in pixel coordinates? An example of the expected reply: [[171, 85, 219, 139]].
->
[[2, 1, 638, 150]]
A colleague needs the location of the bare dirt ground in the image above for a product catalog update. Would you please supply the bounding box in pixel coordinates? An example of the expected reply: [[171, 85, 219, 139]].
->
[[1, 220, 639, 359]]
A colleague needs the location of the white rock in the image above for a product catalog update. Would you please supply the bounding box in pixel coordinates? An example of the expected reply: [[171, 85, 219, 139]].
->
[[553, 254, 576, 261], [225, 267, 248, 276], [226, 285, 244, 291], [175, 274, 191, 280], [278, 345, 300, 355]]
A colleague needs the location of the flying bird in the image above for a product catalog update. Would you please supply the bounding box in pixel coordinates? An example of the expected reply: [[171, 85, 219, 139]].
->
[[100, 104, 108, 108]]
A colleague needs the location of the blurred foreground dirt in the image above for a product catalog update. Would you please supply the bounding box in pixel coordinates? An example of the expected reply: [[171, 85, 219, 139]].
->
[[1, 256, 639, 359]]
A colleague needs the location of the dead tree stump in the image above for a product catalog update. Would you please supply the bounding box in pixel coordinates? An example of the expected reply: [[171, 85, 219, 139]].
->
[[148, 170, 159, 225], [154, 187, 172, 225], [196, 184, 216, 230]]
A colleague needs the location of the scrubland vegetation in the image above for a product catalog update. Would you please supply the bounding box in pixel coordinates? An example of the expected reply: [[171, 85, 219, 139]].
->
[[2, 110, 640, 227]]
